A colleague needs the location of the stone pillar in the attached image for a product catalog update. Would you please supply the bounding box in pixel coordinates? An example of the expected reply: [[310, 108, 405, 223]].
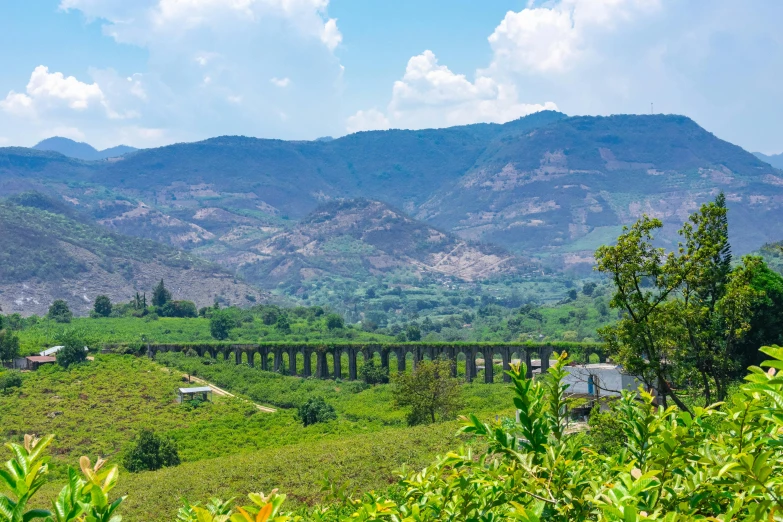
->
[[288, 347, 297, 376], [273, 350, 281, 372], [448, 350, 457, 378], [524, 350, 533, 379], [348, 348, 356, 381], [380, 350, 389, 371], [540, 346, 551, 373], [397, 349, 406, 374], [317, 352, 328, 379], [248, 351, 254, 368], [303, 349, 312, 377], [484, 353, 494, 384], [502, 349, 511, 383], [412, 348, 420, 370], [333, 349, 342, 380], [260, 349, 268, 371], [465, 349, 474, 383]]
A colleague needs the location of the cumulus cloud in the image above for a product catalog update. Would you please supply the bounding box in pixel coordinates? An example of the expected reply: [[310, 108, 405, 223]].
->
[[347, 50, 557, 133], [346, 108, 390, 133], [1, 66, 104, 116], [0, 0, 345, 148], [487, 0, 660, 74]]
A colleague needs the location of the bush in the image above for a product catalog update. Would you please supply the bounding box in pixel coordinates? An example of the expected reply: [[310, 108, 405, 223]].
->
[[160, 300, 198, 318], [0, 371, 22, 392], [297, 396, 337, 426], [47, 299, 73, 323], [359, 358, 389, 385], [587, 404, 625, 455], [122, 428, 180, 472], [325, 313, 344, 330]]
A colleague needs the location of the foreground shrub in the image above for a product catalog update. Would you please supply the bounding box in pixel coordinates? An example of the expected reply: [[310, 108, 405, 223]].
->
[[297, 396, 337, 426], [0, 434, 123, 522], [122, 428, 180, 472]]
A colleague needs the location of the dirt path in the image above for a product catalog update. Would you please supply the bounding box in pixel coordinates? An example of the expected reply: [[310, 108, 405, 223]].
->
[[185, 375, 277, 413]]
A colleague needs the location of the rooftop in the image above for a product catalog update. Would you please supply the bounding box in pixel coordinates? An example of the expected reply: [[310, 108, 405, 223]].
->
[[26, 355, 57, 363], [178, 387, 212, 394]]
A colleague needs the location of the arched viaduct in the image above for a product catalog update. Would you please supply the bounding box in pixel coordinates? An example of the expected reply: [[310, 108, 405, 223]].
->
[[142, 343, 606, 383]]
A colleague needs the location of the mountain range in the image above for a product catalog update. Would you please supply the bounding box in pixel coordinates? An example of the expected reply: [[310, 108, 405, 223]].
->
[[33, 137, 138, 161], [754, 151, 783, 169], [0, 111, 782, 310]]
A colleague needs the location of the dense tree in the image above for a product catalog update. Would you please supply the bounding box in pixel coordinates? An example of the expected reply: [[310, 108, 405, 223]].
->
[[0, 329, 20, 364], [122, 429, 180, 472], [47, 299, 73, 323], [275, 314, 291, 333], [582, 282, 597, 296], [209, 311, 235, 340], [296, 396, 337, 426], [393, 357, 462, 425], [734, 260, 783, 369], [325, 313, 344, 330], [93, 295, 112, 317], [151, 280, 172, 307], [405, 323, 422, 341], [55, 336, 87, 368]]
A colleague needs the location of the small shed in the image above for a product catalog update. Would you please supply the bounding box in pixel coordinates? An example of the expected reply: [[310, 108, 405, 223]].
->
[[177, 386, 213, 403], [24, 356, 57, 371]]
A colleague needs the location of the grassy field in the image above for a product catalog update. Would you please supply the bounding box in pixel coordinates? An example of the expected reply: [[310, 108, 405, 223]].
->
[[15, 315, 395, 355], [1, 353, 511, 521], [34, 421, 472, 521]]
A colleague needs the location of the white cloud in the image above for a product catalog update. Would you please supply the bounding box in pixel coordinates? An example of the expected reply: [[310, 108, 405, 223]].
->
[[60, 0, 341, 51], [32, 0, 346, 146], [321, 18, 342, 50], [347, 50, 557, 132], [346, 108, 390, 133], [270, 77, 291, 88], [1, 66, 104, 117], [487, 0, 660, 74]]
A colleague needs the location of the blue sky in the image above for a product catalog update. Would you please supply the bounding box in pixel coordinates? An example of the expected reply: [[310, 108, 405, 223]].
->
[[0, 0, 781, 154]]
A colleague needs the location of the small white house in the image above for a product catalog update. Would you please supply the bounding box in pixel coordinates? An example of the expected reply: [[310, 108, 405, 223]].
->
[[563, 363, 646, 398]]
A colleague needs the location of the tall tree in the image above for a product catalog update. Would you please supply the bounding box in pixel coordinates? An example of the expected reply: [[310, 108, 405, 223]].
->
[[393, 357, 462, 425], [47, 300, 72, 324], [595, 215, 688, 411], [0, 329, 20, 364], [152, 280, 172, 308], [93, 295, 112, 317]]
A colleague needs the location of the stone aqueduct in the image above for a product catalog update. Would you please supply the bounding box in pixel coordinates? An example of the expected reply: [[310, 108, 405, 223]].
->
[[144, 343, 605, 383]]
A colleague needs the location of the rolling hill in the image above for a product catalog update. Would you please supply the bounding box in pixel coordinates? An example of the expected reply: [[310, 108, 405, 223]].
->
[[232, 199, 525, 288], [0, 193, 266, 316], [33, 137, 138, 161]]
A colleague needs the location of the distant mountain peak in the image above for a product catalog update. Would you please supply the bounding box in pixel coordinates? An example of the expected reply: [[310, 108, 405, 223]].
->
[[33, 136, 138, 161], [754, 151, 783, 169]]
